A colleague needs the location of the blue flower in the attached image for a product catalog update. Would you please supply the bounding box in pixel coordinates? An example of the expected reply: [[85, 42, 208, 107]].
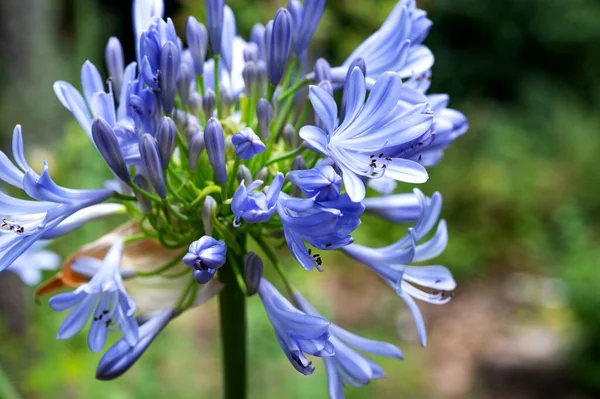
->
[[330, 1, 433, 87], [231, 127, 266, 159], [258, 278, 334, 375], [363, 189, 422, 222], [342, 190, 454, 346], [49, 241, 139, 352], [4, 241, 60, 286], [133, 0, 164, 52], [182, 236, 227, 284], [287, 0, 326, 57], [96, 308, 174, 381], [276, 191, 364, 271], [232, 172, 284, 226], [300, 67, 432, 202], [287, 162, 341, 202], [0, 127, 113, 272], [265, 8, 293, 86], [294, 292, 403, 398]]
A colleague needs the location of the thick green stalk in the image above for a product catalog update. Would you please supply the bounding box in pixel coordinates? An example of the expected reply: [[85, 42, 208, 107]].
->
[[219, 256, 247, 399]]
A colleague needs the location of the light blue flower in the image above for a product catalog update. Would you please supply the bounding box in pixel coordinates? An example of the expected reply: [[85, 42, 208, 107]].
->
[[342, 190, 454, 347], [232, 172, 284, 226], [276, 192, 364, 271], [97, 308, 174, 381], [300, 67, 432, 202], [231, 127, 266, 159], [183, 236, 227, 284], [0, 127, 113, 272], [49, 241, 139, 353], [287, 162, 341, 202], [133, 0, 164, 52], [330, 1, 433, 87], [287, 0, 326, 57], [294, 292, 404, 398], [258, 278, 334, 375], [363, 189, 422, 222], [4, 241, 60, 286]]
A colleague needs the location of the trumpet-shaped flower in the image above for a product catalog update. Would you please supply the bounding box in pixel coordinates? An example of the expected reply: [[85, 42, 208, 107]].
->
[[342, 190, 454, 346], [49, 241, 139, 352], [258, 278, 334, 375], [294, 292, 404, 398], [232, 173, 284, 226], [330, 1, 433, 87], [97, 308, 174, 380], [300, 67, 432, 202], [4, 241, 60, 286], [276, 192, 364, 271], [0, 127, 113, 272]]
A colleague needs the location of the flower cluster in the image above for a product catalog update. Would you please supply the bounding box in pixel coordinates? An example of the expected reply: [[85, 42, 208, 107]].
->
[[0, 0, 467, 397]]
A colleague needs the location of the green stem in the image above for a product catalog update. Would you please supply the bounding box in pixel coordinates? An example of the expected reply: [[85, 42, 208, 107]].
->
[[214, 55, 222, 117], [136, 249, 187, 277], [277, 78, 311, 103], [219, 256, 247, 399], [251, 232, 294, 296], [264, 145, 306, 167]]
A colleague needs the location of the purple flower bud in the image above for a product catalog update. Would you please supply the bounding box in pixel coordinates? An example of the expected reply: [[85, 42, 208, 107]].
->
[[291, 155, 306, 171], [237, 164, 252, 186], [202, 195, 217, 236], [188, 132, 205, 172], [243, 43, 259, 63], [232, 127, 266, 160], [157, 117, 176, 170], [244, 252, 263, 296], [282, 123, 297, 147], [133, 174, 153, 214], [242, 62, 258, 95], [186, 120, 202, 143], [182, 236, 227, 284], [186, 16, 208, 76], [204, 118, 227, 184], [203, 88, 216, 118], [91, 118, 130, 182], [139, 133, 167, 198], [251, 23, 266, 60], [221, 84, 233, 113], [105, 37, 125, 98], [256, 60, 268, 95], [255, 167, 269, 182], [159, 41, 181, 114], [314, 58, 331, 83], [206, 0, 225, 55], [266, 9, 292, 86], [189, 92, 202, 114], [256, 98, 273, 140], [177, 62, 194, 106], [140, 56, 159, 90]]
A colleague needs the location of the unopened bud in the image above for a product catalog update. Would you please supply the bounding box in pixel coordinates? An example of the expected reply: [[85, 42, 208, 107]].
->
[[139, 133, 167, 198], [186, 16, 208, 76], [244, 252, 263, 296], [255, 167, 269, 181], [256, 98, 273, 140], [202, 195, 217, 235], [91, 118, 129, 182], [188, 132, 205, 172], [237, 164, 252, 186], [266, 9, 292, 86], [157, 117, 176, 170], [105, 37, 124, 98], [282, 123, 297, 147], [133, 174, 153, 214], [206, 0, 225, 55], [204, 118, 227, 184], [189, 92, 202, 114], [159, 41, 180, 114], [314, 58, 331, 84], [203, 88, 216, 118]]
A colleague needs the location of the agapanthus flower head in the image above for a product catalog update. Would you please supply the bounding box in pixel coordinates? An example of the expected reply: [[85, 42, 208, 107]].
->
[[258, 278, 334, 375], [49, 241, 139, 352], [300, 67, 432, 202], [183, 236, 227, 284], [5, 0, 467, 396]]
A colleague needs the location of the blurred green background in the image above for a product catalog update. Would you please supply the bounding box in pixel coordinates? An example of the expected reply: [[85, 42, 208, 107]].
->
[[1, 0, 599, 398]]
